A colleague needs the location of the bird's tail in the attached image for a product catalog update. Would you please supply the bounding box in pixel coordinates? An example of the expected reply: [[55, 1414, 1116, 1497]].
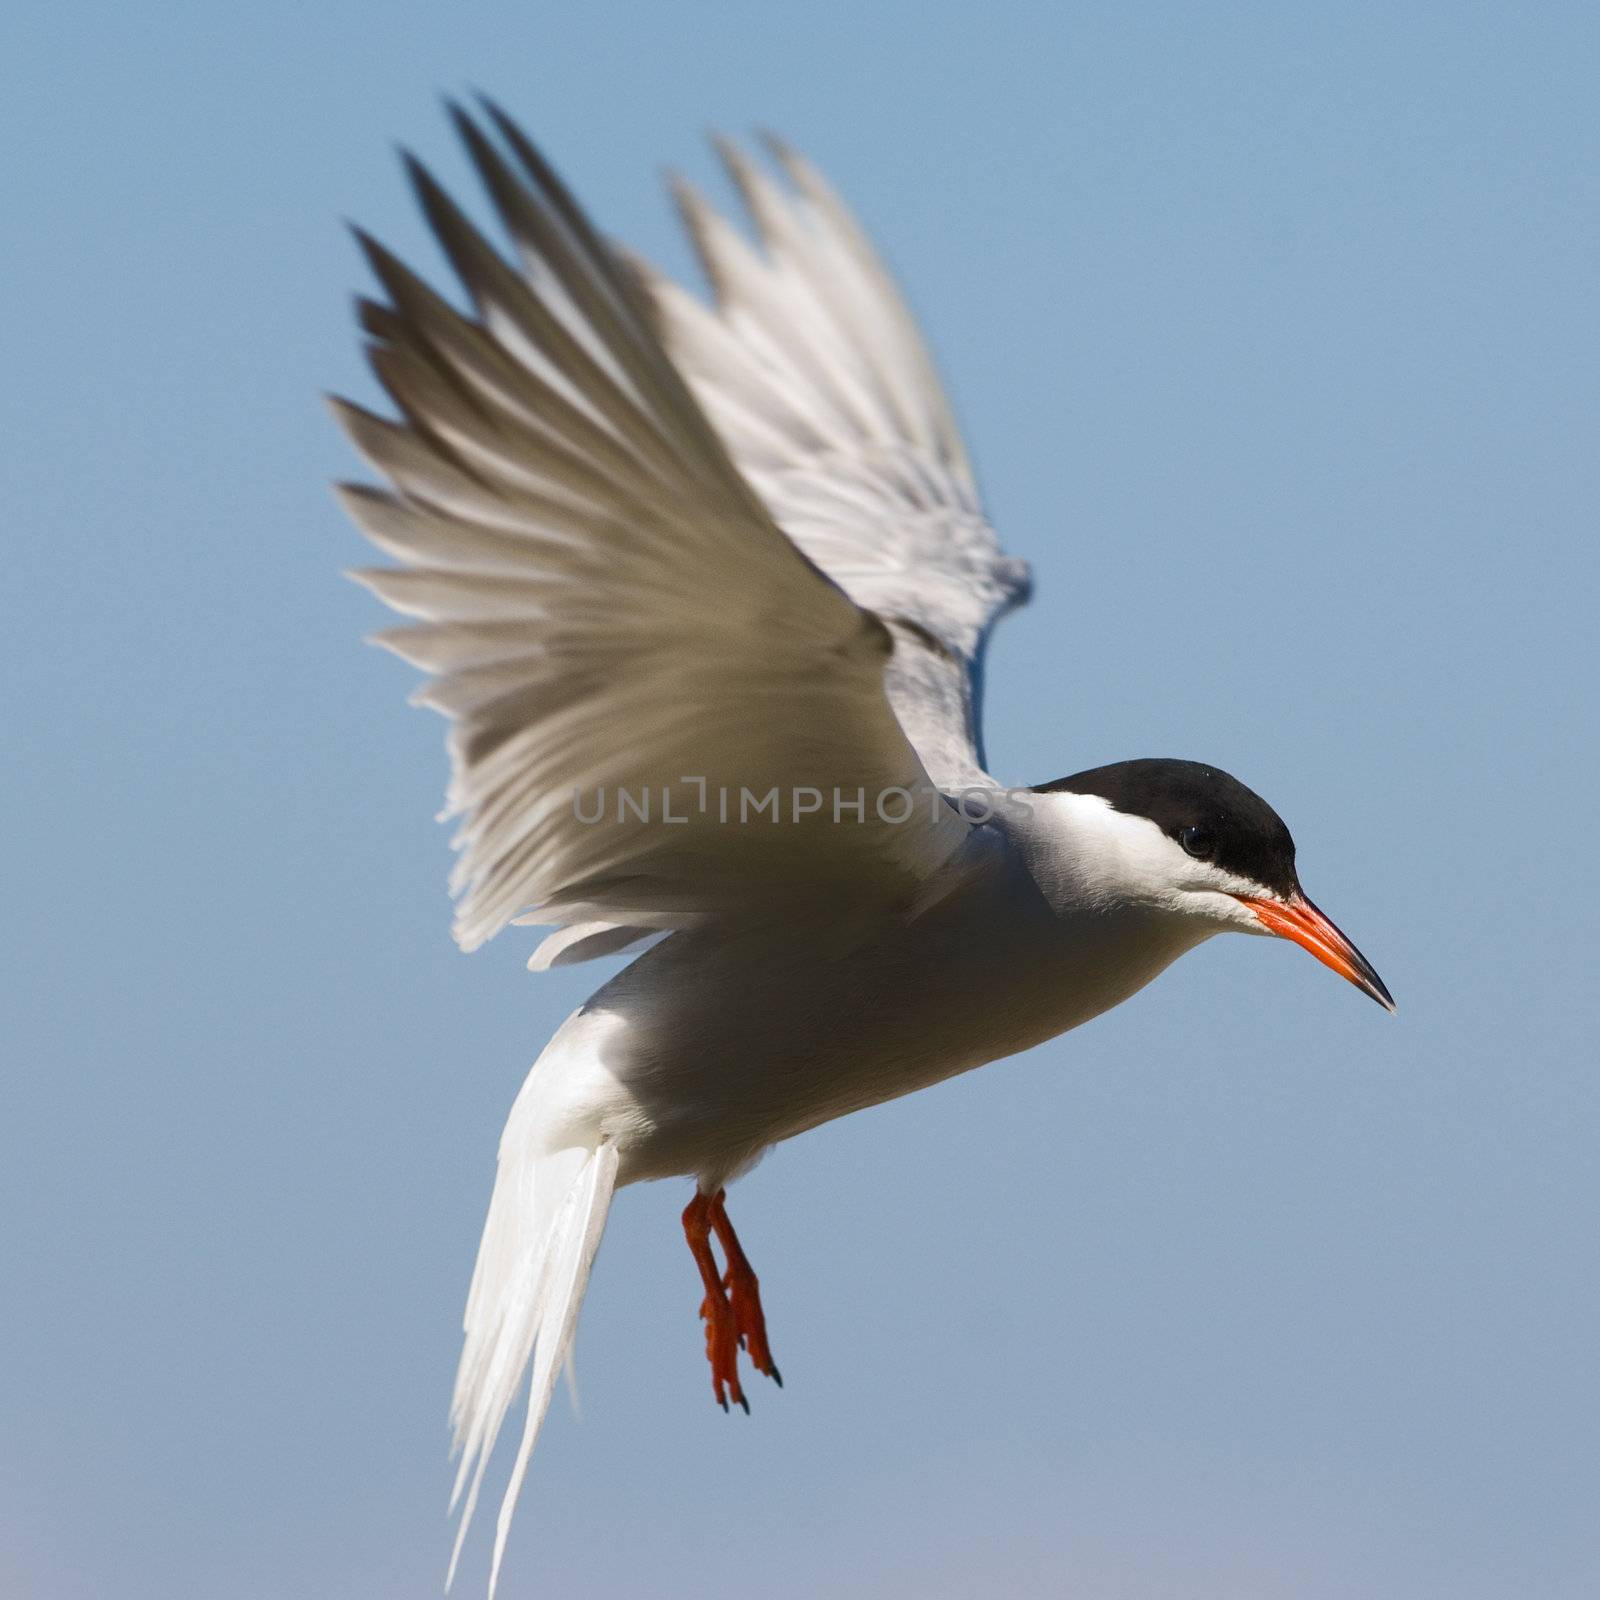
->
[[445, 1120, 619, 1597]]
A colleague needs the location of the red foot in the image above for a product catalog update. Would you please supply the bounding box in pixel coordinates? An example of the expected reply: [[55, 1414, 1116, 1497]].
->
[[682, 1189, 782, 1411]]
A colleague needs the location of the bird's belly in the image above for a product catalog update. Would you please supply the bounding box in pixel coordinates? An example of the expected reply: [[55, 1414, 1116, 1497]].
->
[[563, 907, 1197, 1188]]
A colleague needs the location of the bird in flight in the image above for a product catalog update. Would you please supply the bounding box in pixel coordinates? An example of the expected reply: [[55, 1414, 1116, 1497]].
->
[[335, 101, 1394, 1596]]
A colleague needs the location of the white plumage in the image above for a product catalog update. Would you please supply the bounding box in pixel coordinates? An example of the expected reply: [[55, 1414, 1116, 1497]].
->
[[336, 101, 1392, 1597]]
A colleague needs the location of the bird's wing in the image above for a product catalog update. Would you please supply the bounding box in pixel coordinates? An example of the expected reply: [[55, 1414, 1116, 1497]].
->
[[638, 137, 1032, 792], [337, 104, 970, 961]]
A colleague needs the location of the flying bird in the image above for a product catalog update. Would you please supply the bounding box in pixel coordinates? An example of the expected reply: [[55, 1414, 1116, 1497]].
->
[[335, 102, 1394, 1596]]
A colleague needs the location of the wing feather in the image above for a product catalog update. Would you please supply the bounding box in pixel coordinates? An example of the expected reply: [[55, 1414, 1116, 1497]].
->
[[338, 106, 969, 956], [643, 138, 1032, 790]]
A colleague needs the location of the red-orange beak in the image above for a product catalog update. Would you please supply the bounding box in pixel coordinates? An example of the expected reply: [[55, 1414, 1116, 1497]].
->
[[1236, 891, 1395, 1013]]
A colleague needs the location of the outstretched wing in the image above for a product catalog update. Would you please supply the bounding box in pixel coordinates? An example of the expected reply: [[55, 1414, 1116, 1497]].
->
[[639, 137, 1032, 791], [336, 104, 969, 962]]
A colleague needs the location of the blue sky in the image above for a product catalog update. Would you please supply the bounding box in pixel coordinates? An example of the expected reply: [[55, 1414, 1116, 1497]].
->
[[5, 3, 1598, 1597]]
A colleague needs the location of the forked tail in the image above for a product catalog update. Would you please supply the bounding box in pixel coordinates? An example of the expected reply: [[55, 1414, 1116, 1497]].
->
[[445, 1135, 619, 1597]]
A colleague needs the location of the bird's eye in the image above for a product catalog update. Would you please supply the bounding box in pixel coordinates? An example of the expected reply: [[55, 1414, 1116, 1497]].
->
[[1180, 826, 1216, 860]]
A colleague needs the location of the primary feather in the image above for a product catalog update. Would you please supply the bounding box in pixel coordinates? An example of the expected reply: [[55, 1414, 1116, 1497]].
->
[[337, 102, 976, 962], [640, 134, 1031, 790]]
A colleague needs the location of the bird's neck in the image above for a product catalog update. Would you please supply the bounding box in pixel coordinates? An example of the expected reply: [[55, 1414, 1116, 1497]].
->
[[995, 788, 1187, 920]]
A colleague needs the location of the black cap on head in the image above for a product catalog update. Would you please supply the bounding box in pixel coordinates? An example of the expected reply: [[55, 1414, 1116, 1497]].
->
[[1033, 758, 1299, 898]]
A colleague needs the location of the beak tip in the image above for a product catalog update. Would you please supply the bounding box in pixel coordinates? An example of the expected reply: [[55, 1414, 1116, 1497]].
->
[[1241, 891, 1394, 1018], [1358, 961, 1397, 1016]]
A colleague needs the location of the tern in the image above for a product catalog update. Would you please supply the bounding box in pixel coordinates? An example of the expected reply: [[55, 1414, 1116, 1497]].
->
[[335, 102, 1394, 1595]]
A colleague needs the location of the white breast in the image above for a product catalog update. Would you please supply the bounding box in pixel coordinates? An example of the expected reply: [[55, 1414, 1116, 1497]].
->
[[516, 814, 1213, 1189]]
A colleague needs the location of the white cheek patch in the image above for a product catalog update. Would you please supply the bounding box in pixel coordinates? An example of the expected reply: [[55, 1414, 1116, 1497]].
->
[[1007, 790, 1287, 926], [1013, 793, 1200, 905], [1199, 861, 1280, 899]]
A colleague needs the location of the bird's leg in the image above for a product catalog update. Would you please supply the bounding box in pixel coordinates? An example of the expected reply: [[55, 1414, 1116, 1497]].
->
[[682, 1191, 746, 1412], [708, 1190, 781, 1387]]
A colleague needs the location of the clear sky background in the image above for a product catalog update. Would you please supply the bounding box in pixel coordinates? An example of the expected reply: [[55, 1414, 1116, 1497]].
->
[[5, 4, 1597, 1597]]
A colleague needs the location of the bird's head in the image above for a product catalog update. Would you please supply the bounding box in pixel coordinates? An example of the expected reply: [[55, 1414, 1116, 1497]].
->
[[1024, 758, 1394, 1011]]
